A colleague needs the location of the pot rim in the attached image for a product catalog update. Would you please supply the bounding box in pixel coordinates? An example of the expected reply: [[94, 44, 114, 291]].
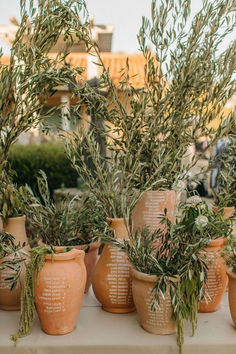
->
[[226, 268, 236, 280], [106, 217, 129, 223], [212, 205, 235, 211], [44, 248, 85, 261], [131, 268, 178, 283], [4, 215, 26, 222], [206, 238, 226, 248]]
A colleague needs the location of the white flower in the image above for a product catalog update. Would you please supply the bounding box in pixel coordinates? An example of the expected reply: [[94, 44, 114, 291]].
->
[[188, 181, 198, 190], [186, 195, 202, 207], [195, 215, 208, 228]]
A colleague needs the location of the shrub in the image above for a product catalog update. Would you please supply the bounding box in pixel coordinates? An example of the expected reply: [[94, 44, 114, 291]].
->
[[9, 143, 78, 195]]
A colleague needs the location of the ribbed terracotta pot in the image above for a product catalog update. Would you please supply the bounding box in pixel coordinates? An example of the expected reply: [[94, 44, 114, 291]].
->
[[35, 248, 86, 335], [132, 268, 176, 334], [92, 218, 134, 313], [212, 205, 235, 219], [198, 238, 227, 313], [0, 215, 28, 311], [226, 268, 236, 328], [56, 242, 100, 293], [132, 190, 176, 233]]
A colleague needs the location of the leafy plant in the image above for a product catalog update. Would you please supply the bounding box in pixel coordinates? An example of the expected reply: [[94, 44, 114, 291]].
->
[[65, 127, 146, 219], [210, 131, 236, 207], [0, 231, 27, 290], [179, 194, 234, 240], [22, 170, 103, 246], [73, 0, 236, 191], [0, 165, 26, 222], [101, 216, 209, 354], [223, 239, 236, 272]]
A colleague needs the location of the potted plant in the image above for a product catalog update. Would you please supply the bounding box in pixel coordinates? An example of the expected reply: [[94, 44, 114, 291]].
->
[[179, 195, 233, 313], [224, 240, 236, 327], [65, 127, 145, 313], [210, 131, 236, 218], [22, 170, 102, 293], [0, 231, 27, 310], [101, 211, 209, 354], [74, 0, 236, 233], [0, 167, 28, 310], [11, 245, 86, 342]]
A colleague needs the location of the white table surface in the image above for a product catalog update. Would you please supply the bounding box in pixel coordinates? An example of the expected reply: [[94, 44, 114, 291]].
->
[[0, 290, 235, 354]]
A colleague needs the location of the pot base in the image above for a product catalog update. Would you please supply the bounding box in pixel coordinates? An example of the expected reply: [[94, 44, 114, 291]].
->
[[0, 304, 20, 311], [102, 306, 136, 314], [42, 327, 74, 335], [142, 323, 177, 335]]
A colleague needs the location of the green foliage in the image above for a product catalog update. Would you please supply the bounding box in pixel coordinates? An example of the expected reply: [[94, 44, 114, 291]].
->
[[11, 245, 56, 344], [65, 127, 145, 219], [0, 231, 27, 290], [77, 0, 236, 190], [0, 165, 26, 222], [179, 195, 234, 240], [210, 132, 236, 207], [223, 239, 236, 272], [9, 143, 78, 195], [22, 170, 103, 246]]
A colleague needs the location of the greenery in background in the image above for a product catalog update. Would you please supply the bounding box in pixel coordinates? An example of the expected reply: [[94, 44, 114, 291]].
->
[[65, 127, 147, 219], [101, 216, 209, 354], [73, 0, 236, 191], [9, 143, 78, 195], [223, 239, 236, 273], [210, 130, 236, 208], [0, 231, 27, 290], [22, 170, 103, 246], [0, 164, 26, 223], [179, 195, 234, 240], [11, 245, 59, 343]]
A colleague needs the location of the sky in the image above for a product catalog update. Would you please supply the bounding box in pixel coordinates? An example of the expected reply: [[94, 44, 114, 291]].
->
[[0, 0, 235, 54]]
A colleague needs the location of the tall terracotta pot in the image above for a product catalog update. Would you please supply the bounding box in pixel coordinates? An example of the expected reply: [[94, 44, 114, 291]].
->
[[132, 190, 176, 233], [92, 218, 134, 313], [198, 238, 227, 313], [226, 268, 236, 328], [56, 242, 100, 293], [132, 268, 176, 334], [212, 205, 234, 219], [0, 215, 28, 310], [35, 248, 86, 335]]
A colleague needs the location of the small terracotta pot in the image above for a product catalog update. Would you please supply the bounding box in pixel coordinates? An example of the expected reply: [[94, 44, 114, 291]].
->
[[132, 190, 176, 233], [56, 242, 100, 293], [92, 218, 135, 313], [0, 215, 28, 311], [226, 268, 236, 328], [212, 205, 235, 219], [198, 238, 228, 313], [34, 248, 86, 335], [132, 268, 176, 334]]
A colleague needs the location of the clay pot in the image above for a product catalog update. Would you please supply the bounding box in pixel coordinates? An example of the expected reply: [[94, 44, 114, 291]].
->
[[212, 205, 235, 219], [34, 248, 86, 335], [132, 268, 177, 334], [0, 215, 28, 311], [226, 268, 236, 327], [198, 238, 228, 313], [92, 218, 135, 313], [132, 190, 176, 233], [56, 242, 100, 293]]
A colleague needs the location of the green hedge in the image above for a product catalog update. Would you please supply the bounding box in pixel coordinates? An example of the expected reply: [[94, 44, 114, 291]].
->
[[9, 143, 78, 194]]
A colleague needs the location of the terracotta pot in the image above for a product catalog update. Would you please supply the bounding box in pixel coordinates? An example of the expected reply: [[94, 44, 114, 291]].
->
[[0, 215, 28, 311], [132, 268, 176, 334], [34, 248, 86, 335], [56, 242, 100, 293], [198, 238, 228, 313], [92, 218, 135, 313], [132, 190, 176, 233], [226, 268, 236, 327], [212, 205, 235, 219]]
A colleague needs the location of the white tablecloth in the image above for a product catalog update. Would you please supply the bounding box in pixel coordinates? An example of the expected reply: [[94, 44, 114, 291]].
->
[[0, 290, 235, 354]]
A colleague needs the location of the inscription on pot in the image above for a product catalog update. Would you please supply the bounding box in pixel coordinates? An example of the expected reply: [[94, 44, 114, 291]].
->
[[38, 276, 66, 313]]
